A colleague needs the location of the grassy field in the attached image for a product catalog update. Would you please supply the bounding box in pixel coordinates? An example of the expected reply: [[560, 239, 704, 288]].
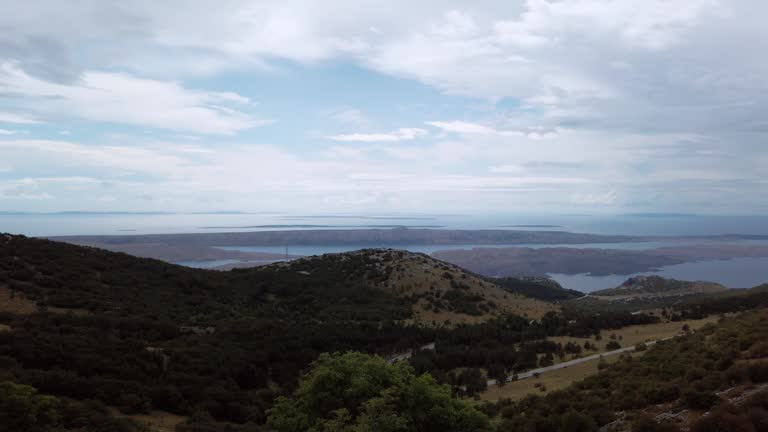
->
[[0, 285, 90, 316], [479, 316, 722, 402], [0, 285, 39, 314], [548, 315, 720, 359], [480, 353, 633, 401], [108, 408, 187, 432]]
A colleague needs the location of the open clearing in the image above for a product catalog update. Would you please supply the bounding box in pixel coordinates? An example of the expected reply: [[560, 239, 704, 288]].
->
[[0, 285, 90, 316], [480, 352, 635, 401], [0, 285, 39, 314], [479, 316, 721, 401], [108, 408, 186, 432], [548, 315, 720, 359]]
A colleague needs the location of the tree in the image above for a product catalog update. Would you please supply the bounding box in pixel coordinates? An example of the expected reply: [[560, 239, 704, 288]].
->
[[458, 368, 487, 396], [606, 341, 622, 350], [560, 410, 597, 432], [0, 382, 60, 432], [539, 353, 554, 367], [267, 352, 491, 432], [487, 363, 507, 387]]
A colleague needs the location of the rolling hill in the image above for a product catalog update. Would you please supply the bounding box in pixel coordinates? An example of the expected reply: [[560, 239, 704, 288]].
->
[[592, 275, 727, 300], [0, 235, 554, 326], [0, 233, 565, 429], [265, 249, 557, 325]]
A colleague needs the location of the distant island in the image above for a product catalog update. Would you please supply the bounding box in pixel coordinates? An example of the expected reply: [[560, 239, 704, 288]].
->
[[497, 224, 563, 228], [50, 227, 638, 247]]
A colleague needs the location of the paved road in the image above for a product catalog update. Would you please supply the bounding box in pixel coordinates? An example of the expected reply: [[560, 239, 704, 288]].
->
[[488, 337, 673, 386]]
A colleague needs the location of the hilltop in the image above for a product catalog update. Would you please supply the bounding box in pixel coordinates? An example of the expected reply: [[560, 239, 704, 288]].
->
[[593, 275, 727, 299], [265, 249, 557, 325]]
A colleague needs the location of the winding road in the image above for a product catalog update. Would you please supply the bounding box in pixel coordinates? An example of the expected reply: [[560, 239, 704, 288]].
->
[[488, 336, 674, 386]]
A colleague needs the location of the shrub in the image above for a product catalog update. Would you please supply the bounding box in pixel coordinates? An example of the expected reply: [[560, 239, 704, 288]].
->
[[631, 414, 682, 432], [683, 390, 721, 410], [606, 341, 622, 350]]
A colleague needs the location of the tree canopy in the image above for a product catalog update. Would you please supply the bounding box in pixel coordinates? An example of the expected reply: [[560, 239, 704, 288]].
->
[[0, 381, 60, 432], [267, 352, 491, 432]]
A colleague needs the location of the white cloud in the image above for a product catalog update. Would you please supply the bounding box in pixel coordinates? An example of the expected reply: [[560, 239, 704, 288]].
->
[[0, 112, 44, 124], [0, 1, 767, 214], [570, 190, 618, 206], [0, 63, 269, 134], [427, 121, 502, 135], [0, 129, 18, 135], [427, 120, 558, 139], [327, 128, 428, 142]]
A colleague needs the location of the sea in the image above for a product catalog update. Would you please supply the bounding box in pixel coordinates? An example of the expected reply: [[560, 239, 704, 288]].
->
[[2, 212, 767, 292]]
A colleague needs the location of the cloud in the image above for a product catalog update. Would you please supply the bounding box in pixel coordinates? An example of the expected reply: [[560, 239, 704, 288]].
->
[[0, 112, 44, 124], [427, 121, 504, 135], [0, 129, 18, 135], [327, 128, 428, 142], [0, 63, 270, 134], [1, 1, 765, 137], [427, 121, 558, 139], [0, 1, 767, 214], [570, 190, 618, 206]]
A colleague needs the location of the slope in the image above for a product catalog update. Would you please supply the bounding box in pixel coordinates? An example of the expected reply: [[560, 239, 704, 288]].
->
[[264, 249, 558, 325]]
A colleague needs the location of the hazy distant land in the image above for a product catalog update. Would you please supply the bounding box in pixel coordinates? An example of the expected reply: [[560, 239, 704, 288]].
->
[[432, 244, 768, 277], [50, 228, 638, 247], [46, 228, 768, 282]]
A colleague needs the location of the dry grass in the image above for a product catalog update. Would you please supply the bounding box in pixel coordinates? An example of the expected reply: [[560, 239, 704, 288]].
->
[[0, 285, 90, 316], [548, 315, 720, 358], [0, 285, 39, 314], [381, 255, 558, 326], [479, 316, 721, 401], [480, 353, 633, 401], [107, 408, 187, 432]]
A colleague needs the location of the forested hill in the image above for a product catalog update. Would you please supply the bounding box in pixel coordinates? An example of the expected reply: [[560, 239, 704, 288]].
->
[[4, 233, 767, 431], [0, 233, 560, 429], [0, 234, 553, 325]]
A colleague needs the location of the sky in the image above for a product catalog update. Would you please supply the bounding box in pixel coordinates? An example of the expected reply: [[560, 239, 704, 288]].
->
[[0, 0, 766, 215]]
